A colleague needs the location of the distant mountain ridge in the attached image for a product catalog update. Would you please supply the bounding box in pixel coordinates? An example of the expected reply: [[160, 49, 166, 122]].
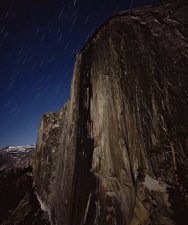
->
[[0, 145, 35, 171]]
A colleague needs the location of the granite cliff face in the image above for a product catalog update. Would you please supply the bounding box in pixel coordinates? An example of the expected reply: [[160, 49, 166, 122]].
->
[[33, 0, 188, 224]]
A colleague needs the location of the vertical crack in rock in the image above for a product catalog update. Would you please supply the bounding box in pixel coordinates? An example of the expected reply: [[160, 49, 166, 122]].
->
[[70, 45, 96, 225]]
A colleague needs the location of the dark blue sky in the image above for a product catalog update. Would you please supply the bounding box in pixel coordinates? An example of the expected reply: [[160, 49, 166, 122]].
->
[[0, 0, 165, 148]]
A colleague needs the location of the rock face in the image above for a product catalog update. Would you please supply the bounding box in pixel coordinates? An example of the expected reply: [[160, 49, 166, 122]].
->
[[33, 0, 188, 225], [0, 146, 50, 225]]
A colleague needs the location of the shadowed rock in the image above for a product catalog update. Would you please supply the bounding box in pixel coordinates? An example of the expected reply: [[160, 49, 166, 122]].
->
[[0, 146, 50, 225], [33, 1, 188, 224]]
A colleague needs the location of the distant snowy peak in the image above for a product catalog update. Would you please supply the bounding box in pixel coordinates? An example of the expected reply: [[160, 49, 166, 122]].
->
[[0, 145, 35, 171], [1, 145, 35, 152], [3, 144, 35, 149]]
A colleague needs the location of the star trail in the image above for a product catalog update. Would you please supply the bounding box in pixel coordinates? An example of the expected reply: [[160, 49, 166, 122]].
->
[[0, 0, 165, 147]]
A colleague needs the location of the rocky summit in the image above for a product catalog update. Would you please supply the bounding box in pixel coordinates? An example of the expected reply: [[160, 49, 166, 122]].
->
[[33, 0, 188, 225]]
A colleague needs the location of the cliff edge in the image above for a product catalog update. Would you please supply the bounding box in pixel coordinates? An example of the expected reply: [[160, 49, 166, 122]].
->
[[33, 0, 188, 224]]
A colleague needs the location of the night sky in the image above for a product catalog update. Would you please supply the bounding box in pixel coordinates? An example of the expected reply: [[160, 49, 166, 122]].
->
[[0, 0, 165, 148]]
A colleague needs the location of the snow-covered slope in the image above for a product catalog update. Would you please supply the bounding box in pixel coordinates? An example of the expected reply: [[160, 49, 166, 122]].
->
[[0, 145, 35, 171]]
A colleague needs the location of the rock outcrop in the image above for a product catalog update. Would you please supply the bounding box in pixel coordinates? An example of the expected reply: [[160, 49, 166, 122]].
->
[[0, 146, 50, 225], [33, 0, 188, 224]]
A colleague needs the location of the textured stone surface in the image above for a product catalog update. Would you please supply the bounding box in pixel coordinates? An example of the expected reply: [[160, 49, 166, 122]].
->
[[33, 0, 188, 224], [0, 146, 50, 225]]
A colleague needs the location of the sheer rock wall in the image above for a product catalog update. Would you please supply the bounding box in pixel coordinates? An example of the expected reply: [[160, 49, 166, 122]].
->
[[33, 1, 188, 224]]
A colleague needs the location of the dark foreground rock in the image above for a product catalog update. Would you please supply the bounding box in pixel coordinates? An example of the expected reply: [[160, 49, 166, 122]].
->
[[0, 146, 50, 225], [33, 0, 188, 225]]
